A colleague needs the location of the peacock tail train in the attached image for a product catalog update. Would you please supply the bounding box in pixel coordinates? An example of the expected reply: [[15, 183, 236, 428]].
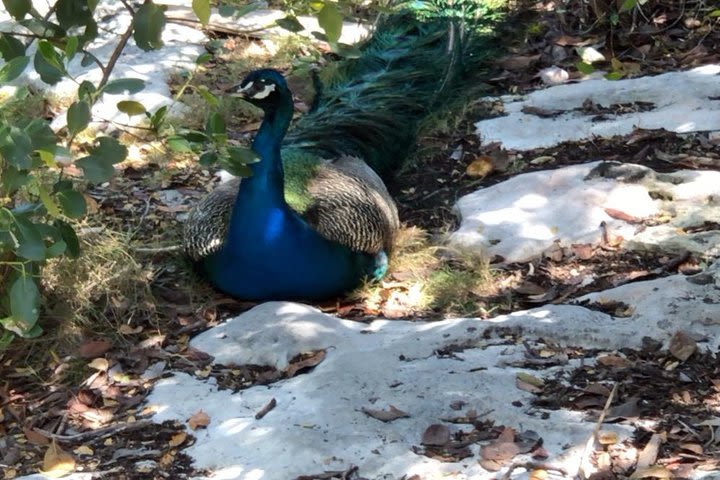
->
[[183, 1, 502, 300]]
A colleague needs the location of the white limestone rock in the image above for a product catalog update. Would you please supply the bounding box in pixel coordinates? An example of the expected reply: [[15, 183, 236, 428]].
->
[[475, 64, 720, 151], [451, 161, 720, 263]]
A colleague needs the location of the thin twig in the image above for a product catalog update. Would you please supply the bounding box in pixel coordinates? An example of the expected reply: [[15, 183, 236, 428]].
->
[[132, 245, 183, 253], [98, 21, 135, 90], [34, 419, 153, 443], [119, 0, 136, 15], [576, 382, 619, 479]]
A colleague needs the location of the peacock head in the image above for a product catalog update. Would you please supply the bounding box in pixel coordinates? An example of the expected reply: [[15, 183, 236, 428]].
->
[[230, 69, 291, 113]]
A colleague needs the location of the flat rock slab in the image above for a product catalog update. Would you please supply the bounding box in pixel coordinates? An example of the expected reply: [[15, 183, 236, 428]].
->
[[450, 161, 720, 263], [475, 65, 720, 151], [144, 263, 720, 479]]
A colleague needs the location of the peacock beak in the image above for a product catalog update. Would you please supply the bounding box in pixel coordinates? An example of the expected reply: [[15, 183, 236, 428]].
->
[[228, 81, 253, 98]]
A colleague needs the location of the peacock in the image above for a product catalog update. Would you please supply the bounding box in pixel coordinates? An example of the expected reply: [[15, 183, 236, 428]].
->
[[182, 4, 498, 300]]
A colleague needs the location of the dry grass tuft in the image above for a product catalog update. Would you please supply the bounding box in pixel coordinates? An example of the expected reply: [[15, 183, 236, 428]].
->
[[354, 226, 494, 317], [40, 225, 158, 353]]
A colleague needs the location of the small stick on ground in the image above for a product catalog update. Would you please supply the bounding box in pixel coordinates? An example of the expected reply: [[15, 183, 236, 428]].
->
[[255, 398, 277, 420], [35, 419, 154, 443], [577, 381, 619, 479]]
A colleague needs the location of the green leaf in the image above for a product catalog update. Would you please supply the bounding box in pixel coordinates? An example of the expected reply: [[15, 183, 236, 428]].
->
[[80, 53, 94, 67], [33, 48, 64, 84], [0, 33, 25, 61], [221, 148, 258, 178], [709, 9, 720, 17], [2, 0, 31, 19], [150, 105, 168, 131], [0, 207, 14, 230], [219, 154, 253, 177], [54, 219, 80, 258], [0, 126, 33, 169], [199, 150, 218, 166], [0, 166, 28, 196], [620, 0, 637, 11], [575, 61, 595, 75], [197, 85, 219, 107], [67, 100, 91, 135], [24, 118, 57, 151], [0, 55, 29, 83], [0, 331, 14, 349], [276, 15, 304, 33], [604, 71, 624, 80], [15, 219, 46, 261], [166, 135, 193, 153], [57, 190, 87, 218], [192, 0, 210, 25], [102, 78, 145, 94], [64, 36, 79, 61], [75, 137, 127, 183], [38, 185, 61, 217], [117, 100, 146, 116], [218, 2, 257, 18], [318, 2, 343, 43], [9, 276, 40, 330], [205, 112, 226, 139], [227, 146, 259, 164], [133, 1, 167, 51], [78, 80, 97, 102], [37, 40, 65, 72], [19, 18, 65, 37], [47, 239, 67, 257], [183, 131, 210, 143], [56, 0, 93, 29], [196, 52, 213, 64]]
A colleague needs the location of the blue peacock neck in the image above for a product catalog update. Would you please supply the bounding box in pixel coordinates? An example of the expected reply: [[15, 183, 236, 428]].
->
[[238, 95, 294, 206]]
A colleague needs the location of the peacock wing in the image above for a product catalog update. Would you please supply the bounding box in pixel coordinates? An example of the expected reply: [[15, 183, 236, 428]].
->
[[302, 155, 399, 255], [183, 178, 240, 260]]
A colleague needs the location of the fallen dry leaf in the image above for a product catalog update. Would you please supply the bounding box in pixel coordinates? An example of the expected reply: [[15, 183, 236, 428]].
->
[[629, 465, 671, 479], [42, 440, 76, 478], [285, 350, 326, 378], [516, 372, 544, 393], [169, 432, 188, 448], [24, 426, 50, 446], [421, 424, 451, 446], [679, 442, 703, 455], [465, 155, 494, 178], [188, 410, 211, 430], [73, 445, 94, 456], [529, 469, 549, 480], [480, 440, 520, 461], [668, 330, 696, 361], [605, 208, 643, 224], [361, 405, 409, 423], [598, 430, 619, 445], [78, 339, 112, 358], [597, 354, 631, 369], [118, 324, 143, 335], [87, 358, 109, 371], [637, 433, 664, 468]]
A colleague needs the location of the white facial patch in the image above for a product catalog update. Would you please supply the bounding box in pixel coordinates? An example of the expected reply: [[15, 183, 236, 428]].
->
[[249, 83, 276, 99]]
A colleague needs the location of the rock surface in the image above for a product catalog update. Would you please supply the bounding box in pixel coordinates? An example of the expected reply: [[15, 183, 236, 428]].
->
[[475, 65, 720, 151], [145, 262, 720, 479], [451, 161, 720, 263]]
